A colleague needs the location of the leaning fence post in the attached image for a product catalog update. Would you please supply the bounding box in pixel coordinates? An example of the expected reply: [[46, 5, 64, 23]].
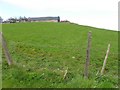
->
[[0, 32, 12, 65], [100, 44, 110, 75], [84, 31, 92, 79]]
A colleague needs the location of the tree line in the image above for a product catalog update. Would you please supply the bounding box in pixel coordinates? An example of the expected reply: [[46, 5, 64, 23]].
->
[[1, 16, 30, 23]]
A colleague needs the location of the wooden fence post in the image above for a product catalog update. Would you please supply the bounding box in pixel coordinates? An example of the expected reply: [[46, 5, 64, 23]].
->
[[100, 44, 110, 75], [84, 31, 92, 79], [0, 32, 12, 65]]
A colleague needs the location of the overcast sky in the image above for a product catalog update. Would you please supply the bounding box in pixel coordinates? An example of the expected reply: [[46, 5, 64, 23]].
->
[[0, 0, 119, 30]]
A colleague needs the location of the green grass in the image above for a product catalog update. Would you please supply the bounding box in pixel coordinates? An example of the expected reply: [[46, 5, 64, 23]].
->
[[2, 22, 118, 88], [0, 24, 2, 89]]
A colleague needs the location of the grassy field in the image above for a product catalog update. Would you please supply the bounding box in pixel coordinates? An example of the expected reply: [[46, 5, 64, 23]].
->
[[0, 24, 2, 89], [2, 22, 118, 88]]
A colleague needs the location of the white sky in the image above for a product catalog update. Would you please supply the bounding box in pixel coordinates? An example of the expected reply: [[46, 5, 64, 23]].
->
[[0, 0, 119, 30]]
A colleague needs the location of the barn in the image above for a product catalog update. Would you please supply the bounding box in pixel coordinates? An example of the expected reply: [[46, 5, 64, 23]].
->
[[28, 16, 60, 22]]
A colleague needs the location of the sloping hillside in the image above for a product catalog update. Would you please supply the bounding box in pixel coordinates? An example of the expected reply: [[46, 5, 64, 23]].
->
[[2, 22, 118, 88]]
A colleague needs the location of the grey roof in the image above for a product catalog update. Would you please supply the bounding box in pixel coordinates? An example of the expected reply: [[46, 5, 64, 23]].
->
[[29, 17, 59, 21]]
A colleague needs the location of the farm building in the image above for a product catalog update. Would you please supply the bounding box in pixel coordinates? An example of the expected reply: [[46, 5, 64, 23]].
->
[[28, 16, 60, 22], [0, 17, 3, 23]]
